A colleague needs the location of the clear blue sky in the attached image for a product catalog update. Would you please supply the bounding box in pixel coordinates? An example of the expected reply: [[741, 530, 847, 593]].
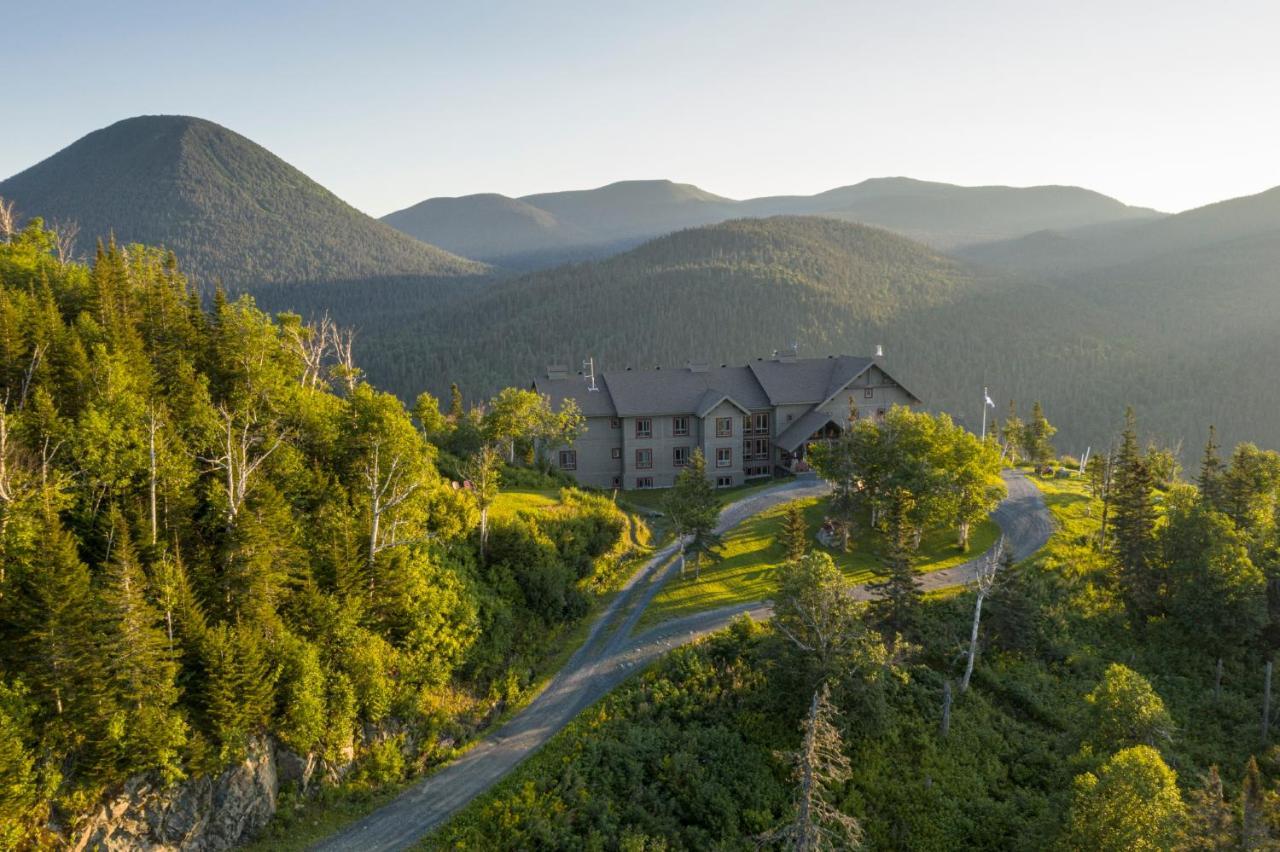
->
[[5, 0, 1278, 215]]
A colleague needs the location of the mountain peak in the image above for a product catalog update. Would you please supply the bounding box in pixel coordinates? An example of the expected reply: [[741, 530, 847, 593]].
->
[[0, 116, 483, 286]]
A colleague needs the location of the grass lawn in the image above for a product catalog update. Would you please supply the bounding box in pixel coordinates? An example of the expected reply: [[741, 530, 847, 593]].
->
[[638, 496, 1001, 629], [615, 476, 788, 515], [490, 488, 561, 519]]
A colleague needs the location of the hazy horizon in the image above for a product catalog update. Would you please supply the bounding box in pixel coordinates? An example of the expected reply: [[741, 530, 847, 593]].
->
[[6, 0, 1279, 217]]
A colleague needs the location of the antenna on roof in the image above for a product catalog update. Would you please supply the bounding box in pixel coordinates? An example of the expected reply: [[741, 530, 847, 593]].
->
[[582, 357, 599, 392]]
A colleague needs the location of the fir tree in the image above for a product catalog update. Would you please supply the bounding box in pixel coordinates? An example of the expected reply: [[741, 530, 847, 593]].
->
[[1109, 409, 1160, 624], [448, 382, 464, 421], [781, 503, 810, 563], [1197, 425, 1225, 511], [1183, 766, 1235, 851], [1024, 401, 1057, 467], [1241, 756, 1271, 850], [870, 492, 921, 637], [98, 509, 187, 779], [664, 450, 723, 579]]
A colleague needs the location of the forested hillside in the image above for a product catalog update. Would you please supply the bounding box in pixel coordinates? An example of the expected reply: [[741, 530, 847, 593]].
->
[[0, 220, 628, 847], [0, 116, 485, 288], [382, 176, 1160, 268], [434, 420, 1280, 850], [278, 213, 1278, 456]]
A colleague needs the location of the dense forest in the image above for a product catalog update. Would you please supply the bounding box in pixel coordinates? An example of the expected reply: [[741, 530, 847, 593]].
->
[[0, 116, 485, 287], [253, 212, 1280, 458], [0, 220, 626, 847], [432, 415, 1280, 850]]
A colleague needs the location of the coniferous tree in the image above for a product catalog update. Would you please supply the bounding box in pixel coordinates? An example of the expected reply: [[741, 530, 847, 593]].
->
[[1109, 409, 1160, 624], [781, 502, 810, 563], [1241, 756, 1271, 849], [1024, 401, 1057, 467], [761, 682, 862, 850], [448, 382, 464, 421], [870, 492, 921, 637], [15, 511, 107, 731], [98, 509, 187, 779], [1183, 766, 1235, 851], [1197, 426, 1225, 511], [664, 450, 723, 579], [985, 545, 1037, 654]]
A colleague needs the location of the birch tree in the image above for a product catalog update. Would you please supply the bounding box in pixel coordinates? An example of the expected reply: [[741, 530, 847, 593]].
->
[[960, 537, 1005, 693], [201, 405, 286, 524]]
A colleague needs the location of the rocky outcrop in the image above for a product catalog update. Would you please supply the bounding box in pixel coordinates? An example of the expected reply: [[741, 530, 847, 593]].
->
[[72, 736, 278, 851]]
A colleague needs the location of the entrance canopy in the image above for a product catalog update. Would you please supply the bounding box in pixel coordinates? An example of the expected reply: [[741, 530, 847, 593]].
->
[[776, 410, 843, 453]]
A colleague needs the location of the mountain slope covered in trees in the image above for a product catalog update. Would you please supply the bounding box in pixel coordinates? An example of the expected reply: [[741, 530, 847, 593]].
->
[[0, 221, 628, 847], [0, 115, 485, 287], [382, 176, 1162, 268]]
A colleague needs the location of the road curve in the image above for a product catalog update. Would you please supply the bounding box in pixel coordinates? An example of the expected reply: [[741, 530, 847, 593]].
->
[[311, 477, 829, 852], [311, 470, 1051, 852]]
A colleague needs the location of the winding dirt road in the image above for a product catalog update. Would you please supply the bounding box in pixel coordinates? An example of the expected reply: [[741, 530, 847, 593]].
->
[[312, 470, 1051, 851]]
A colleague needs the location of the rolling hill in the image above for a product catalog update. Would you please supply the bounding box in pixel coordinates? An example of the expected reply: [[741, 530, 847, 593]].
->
[[381, 176, 1162, 268], [0, 115, 486, 287], [959, 183, 1280, 276]]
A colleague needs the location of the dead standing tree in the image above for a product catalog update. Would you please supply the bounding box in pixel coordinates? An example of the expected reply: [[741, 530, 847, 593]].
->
[[761, 682, 863, 851], [362, 439, 422, 589], [200, 406, 287, 525], [960, 537, 1006, 694]]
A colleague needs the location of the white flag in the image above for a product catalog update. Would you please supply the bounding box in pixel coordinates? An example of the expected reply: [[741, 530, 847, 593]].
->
[[984, 392, 996, 408]]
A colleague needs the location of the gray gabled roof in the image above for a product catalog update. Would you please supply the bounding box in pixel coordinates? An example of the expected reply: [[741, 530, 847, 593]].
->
[[776, 409, 843, 452], [533, 354, 916, 420], [747, 356, 873, 406], [532, 374, 617, 418], [603, 365, 771, 417]]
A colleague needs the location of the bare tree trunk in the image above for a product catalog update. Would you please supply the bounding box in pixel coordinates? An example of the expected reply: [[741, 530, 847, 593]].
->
[[148, 407, 159, 545], [1214, 657, 1223, 700], [961, 592, 985, 693], [941, 679, 952, 739], [958, 519, 971, 551], [1264, 660, 1273, 742]]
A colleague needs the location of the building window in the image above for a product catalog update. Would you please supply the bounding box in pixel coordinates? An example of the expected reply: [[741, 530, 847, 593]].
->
[[673, 446, 689, 467], [716, 447, 732, 468], [558, 450, 577, 470], [864, 387, 874, 399], [636, 448, 653, 469], [610, 418, 621, 429], [635, 476, 653, 489], [755, 438, 769, 458], [754, 412, 770, 433], [716, 417, 733, 437], [611, 447, 622, 460], [672, 416, 689, 437], [635, 418, 652, 439], [716, 476, 733, 488]]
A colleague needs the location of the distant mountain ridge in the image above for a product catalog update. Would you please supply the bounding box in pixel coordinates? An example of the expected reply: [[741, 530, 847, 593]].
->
[[0, 115, 485, 287], [958, 183, 1280, 276], [382, 176, 1164, 268]]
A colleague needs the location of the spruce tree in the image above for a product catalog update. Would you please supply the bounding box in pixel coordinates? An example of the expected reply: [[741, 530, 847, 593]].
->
[[1197, 425, 1225, 510], [98, 510, 187, 778], [781, 503, 809, 563], [1109, 409, 1160, 623], [870, 492, 921, 636], [1025, 401, 1057, 467], [448, 382, 464, 421], [1183, 766, 1235, 851], [1241, 756, 1271, 849], [664, 450, 722, 579]]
